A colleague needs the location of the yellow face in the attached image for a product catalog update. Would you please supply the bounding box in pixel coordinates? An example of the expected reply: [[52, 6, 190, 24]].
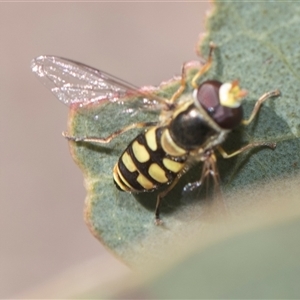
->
[[219, 80, 248, 108]]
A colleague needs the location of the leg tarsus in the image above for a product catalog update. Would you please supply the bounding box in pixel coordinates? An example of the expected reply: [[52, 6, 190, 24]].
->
[[62, 131, 84, 142], [155, 217, 163, 226], [154, 195, 162, 225], [62, 121, 158, 144], [169, 63, 188, 104], [242, 89, 281, 126], [191, 42, 216, 89], [154, 174, 182, 224], [217, 142, 276, 159]]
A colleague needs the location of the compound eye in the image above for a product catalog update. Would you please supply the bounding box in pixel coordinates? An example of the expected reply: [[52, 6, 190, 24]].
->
[[196, 80, 243, 130], [196, 80, 221, 114]]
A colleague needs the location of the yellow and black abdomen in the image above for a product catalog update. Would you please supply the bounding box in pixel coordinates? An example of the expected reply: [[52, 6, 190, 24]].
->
[[113, 126, 187, 192]]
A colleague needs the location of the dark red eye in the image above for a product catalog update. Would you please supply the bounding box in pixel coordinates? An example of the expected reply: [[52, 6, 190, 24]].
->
[[196, 80, 243, 129]]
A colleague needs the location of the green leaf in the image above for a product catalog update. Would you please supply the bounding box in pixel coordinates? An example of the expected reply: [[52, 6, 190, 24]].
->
[[123, 193, 300, 299], [67, 1, 300, 265]]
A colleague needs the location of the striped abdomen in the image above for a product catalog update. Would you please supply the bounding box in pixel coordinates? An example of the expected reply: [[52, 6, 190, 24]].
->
[[113, 126, 188, 192]]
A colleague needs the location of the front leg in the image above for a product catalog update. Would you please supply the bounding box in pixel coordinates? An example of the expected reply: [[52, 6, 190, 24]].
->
[[242, 90, 280, 126], [217, 142, 276, 159]]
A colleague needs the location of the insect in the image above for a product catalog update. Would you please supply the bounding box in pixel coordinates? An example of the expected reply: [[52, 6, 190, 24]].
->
[[31, 44, 280, 224]]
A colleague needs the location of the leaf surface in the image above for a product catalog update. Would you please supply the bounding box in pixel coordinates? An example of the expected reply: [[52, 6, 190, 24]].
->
[[67, 1, 300, 265]]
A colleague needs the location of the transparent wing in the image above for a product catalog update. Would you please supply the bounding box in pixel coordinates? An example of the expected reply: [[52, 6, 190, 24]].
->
[[31, 55, 179, 143], [31, 55, 139, 106], [31, 55, 165, 111]]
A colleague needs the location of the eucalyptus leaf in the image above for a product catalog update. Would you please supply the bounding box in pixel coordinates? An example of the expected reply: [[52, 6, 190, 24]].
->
[[67, 1, 300, 265], [133, 210, 300, 299]]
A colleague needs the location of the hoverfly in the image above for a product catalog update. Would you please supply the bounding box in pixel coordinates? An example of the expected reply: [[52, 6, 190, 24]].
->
[[31, 43, 280, 224]]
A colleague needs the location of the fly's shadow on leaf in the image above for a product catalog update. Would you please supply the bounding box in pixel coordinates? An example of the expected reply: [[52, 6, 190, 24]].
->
[[75, 141, 114, 155], [134, 173, 209, 217]]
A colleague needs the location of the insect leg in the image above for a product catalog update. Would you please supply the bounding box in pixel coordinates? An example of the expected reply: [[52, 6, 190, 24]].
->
[[191, 42, 216, 89], [155, 175, 182, 225], [204, 153, 220, 193], [217, 141, 276, 159], [168, 63, 188, 104], [202, 153, 223, 208], [242, 89, 280, 125], [184, 153, 220, 194], [62, 121, 158, 144], [184, 153, 225, 211], [168, 43, 217, 104]]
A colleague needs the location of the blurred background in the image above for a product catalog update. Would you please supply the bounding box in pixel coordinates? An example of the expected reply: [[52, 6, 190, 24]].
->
[[0, 2, 210, 298]]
